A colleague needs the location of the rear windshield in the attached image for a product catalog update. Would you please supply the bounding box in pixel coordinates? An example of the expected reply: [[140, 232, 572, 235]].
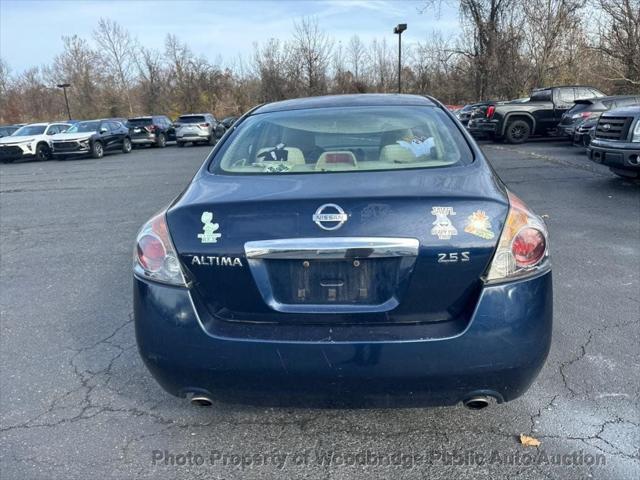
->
[[566, 103, 591, 115], [127, 118, 152, 126], [213, 106, 472, 174], [530, 90, 552, 102], [178, 116, 206, 124]]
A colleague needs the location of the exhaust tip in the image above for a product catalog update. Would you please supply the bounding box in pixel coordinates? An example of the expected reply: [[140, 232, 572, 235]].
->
[[463, 396, 490, 410], [190, 395, 213, 407]]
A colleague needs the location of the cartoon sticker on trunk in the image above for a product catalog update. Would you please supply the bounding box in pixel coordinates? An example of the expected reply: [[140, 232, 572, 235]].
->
[[197, 211, 222, 243], [430, 206, 457, 240], [464, 210, 495, 239]]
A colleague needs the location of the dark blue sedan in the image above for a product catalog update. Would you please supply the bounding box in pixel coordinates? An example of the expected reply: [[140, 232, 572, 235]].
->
[[134, 94, 552, 409]]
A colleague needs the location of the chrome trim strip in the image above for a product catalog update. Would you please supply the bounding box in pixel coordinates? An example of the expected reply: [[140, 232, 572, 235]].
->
[[244, 237, 420, 259]]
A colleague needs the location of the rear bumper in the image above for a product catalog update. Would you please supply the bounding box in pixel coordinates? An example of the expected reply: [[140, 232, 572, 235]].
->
[[572, 131, 589, 146], [588, 141, 640, 170], [131, 135, 156, 145], [467, 119, 498, 135], [134, 270, 553, 407], [176, 131, 209, 141], [559, 125, 577, 137]]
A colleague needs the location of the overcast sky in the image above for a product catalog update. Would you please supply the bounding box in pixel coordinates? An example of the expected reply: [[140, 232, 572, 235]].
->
[[1, 0, 460, 74]]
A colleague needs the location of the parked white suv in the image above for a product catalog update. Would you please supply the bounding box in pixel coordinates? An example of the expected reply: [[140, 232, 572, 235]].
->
[[0, 122, 71, 162], [175, 113, 224, 147]]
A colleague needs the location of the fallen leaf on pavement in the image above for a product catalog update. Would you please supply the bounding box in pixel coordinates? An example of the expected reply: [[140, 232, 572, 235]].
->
[[519, 434, 541, 447]]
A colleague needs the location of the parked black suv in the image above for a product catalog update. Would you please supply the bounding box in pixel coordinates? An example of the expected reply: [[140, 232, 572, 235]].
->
[[220, 116, 239, 130], [127, 115, 175, 148], [468, 86, 606, 143], [559, 95, 639, 146], [455, 102, 495, 127], [50, 119, 132, 159], [587, 106, 640, 178]]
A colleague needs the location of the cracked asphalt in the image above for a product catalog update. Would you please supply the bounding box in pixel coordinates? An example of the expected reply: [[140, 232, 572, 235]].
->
[[1, 139, 639, 479]]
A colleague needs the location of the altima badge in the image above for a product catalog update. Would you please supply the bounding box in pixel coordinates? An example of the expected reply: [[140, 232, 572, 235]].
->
[[191, 255, 242, 267], [197, 211, 222, 243], [431, 206, 457, 240], [313, 204, 348, 231], [464, 210, 495, 239]]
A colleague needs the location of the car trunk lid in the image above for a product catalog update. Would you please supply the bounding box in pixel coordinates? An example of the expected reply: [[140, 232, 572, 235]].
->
[[167, 166, 508, 325]]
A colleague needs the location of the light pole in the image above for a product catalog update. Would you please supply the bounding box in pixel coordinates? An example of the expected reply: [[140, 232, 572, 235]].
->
[[393, 23, 407, 93], [57, 83, 72, 120]]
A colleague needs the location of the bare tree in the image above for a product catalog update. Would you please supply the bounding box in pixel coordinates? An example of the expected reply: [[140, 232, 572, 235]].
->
[[347, 35, 367, 83], [370, 38, 395, 91], [292, 17, 333, 96], [135, 46, 166, 114], [522, 0, 584, 87], [252, 38, 290, 102], [50, 35, 101, 119], [592, 0, 640, 90], [93, 18, 136, 115]]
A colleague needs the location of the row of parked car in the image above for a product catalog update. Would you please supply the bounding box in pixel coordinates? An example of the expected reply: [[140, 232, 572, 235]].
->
[[0, 113, 239, 162], [452, 85, 640, 179]]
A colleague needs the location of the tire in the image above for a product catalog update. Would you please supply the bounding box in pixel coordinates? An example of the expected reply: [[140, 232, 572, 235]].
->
[[177, 141, 185, 148], [582, 135, 591, 148], [91, 141, 104, 159], [35, 143, 50, 161], [122, 137, 132, 153], [504, 119, 531, 144], [156, 133, 167, 148], [207, 134, 216, 146]]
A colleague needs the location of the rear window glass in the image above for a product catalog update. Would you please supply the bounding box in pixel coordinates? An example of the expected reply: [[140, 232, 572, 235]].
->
[[530, 90, 552, 102], [128, 118, 152, 126], [566, 103, 590, 115], [178, 116, 206, 124], [213, 106, 472, 175]]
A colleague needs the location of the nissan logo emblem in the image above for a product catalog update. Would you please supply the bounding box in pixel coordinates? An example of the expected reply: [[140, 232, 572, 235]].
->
[[312, 203, 348, 231]]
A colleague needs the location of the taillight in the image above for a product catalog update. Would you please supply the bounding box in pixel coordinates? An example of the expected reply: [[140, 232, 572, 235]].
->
[[485, 191, 550, 283], [148, 125, 156, 132], [572, 111, 593, 120], [137, 234, 165, 272], [486, 105, 496, 119], [512, 228, 546, 266], [200, 123, 209, 128], [134, 212, 186, 286]]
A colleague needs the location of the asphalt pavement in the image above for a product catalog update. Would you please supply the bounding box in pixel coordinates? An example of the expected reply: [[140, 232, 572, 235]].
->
[[1, 140, 639, 479]]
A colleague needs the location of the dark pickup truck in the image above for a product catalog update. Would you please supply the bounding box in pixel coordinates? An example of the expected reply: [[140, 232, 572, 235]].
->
[[468, 86, 606, 144], [587, 105, 640, 179]]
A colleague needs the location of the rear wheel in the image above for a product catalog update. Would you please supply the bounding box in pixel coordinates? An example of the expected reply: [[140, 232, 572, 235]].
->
[[504, 120, 531, 144], [122, 137, 132, 153], [156, 133, 167, 148], [207, 134, 216, 146], [35, 143, 50, 161], [91, 141, 104, 159]]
